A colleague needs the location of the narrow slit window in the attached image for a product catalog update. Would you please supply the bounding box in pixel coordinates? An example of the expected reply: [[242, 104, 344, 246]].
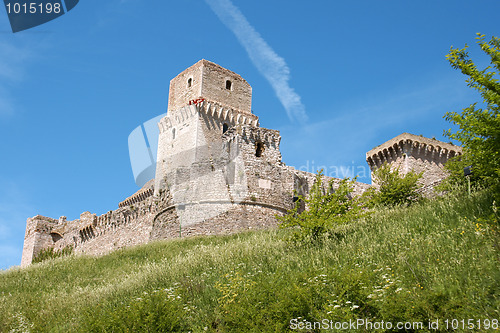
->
[[223, 123, 229, 134], [172, 128, 176, 140], [225, 80, 232, 90], [187, 78, 192, 88]]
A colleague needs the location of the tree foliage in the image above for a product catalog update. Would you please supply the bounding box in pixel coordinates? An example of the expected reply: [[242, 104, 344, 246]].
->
[[364, 163, 423, 207], [278, 171, 365, 245], [444, 33, 500, 190]]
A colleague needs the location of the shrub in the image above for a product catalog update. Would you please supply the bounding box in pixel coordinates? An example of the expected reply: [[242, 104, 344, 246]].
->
[[278, 170, 365, 245], [81, 287, 189, 332], [365, 163, 423, 207]]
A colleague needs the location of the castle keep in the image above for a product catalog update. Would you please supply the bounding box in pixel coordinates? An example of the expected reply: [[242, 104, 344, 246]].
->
[[21, 60, 461, 267]]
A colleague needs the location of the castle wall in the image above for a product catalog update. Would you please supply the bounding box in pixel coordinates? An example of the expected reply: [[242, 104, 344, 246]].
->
[[73, 210, 154, 257], [151, 203, 285, 240], [21, 120, 372, 267], [290, 169, 371, 198]]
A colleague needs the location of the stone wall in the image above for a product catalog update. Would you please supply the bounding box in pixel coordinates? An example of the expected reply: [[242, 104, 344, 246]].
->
[[168, 60, 252, 114], [21, 216, 58, 267], [152, 203, 285, 240], [366, 133, 462, 191]]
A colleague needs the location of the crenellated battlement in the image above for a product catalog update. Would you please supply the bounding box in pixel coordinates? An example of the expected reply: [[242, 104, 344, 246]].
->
[[158, 99, 259, 135], [118, 180, 155, 208], [366, 133, 461, 169], [366, 133, 462, 190]]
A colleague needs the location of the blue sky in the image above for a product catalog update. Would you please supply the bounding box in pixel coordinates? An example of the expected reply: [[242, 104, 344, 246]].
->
[[0, 0, 499, 270]]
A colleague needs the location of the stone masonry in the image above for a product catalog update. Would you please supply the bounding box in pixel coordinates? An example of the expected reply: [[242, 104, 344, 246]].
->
[[20, 60, 460, 267], [366, 133, 462, 194]]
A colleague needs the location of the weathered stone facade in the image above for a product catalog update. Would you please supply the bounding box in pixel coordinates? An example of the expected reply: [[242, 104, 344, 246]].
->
[[366, 133, 462, 194], [20, 60, 460, 267]]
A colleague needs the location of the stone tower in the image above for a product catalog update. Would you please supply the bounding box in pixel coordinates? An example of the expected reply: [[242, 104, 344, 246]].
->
[[366, 133, 462, 193], [153, 60, 262, 228], [21, 216, 59, 267], [154, 60, 259, 193]]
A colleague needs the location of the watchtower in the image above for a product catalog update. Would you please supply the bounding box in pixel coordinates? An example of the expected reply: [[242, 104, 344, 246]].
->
[[154, 60, 259, 196]]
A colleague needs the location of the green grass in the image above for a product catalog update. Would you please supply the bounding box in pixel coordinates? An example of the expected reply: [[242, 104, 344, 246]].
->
[[0, 189, 499, 332]]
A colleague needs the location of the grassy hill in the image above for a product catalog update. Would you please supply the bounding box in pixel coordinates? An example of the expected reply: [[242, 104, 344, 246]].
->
[[1, 189, 499, 332]]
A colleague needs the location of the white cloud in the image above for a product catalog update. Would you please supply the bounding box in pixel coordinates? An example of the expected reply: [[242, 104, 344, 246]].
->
[[204, 0, 308, 123]]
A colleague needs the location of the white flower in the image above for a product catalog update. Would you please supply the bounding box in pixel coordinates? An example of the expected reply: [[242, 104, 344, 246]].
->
[[333, 305, 341, 309]]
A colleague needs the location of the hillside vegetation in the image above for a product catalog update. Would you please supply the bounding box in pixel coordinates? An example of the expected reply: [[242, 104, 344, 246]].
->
[[0, 188, 499, 332]]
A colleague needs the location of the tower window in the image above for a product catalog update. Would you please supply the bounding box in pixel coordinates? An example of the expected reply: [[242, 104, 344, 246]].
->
[[225, 80, 232, 90], [255, 142, 264, 157], [172, 128, 176, 140], [223, 123, 229, 134], [187, 78, 192, 88]]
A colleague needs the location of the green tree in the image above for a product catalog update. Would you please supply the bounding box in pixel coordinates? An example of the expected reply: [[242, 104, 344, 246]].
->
[[278, 171, 364, 245], [444, 33, 500, 189], [365, 163, 423, 207]]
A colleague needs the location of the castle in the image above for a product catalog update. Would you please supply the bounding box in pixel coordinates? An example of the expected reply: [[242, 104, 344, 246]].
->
[[20, 60, 462, 267]]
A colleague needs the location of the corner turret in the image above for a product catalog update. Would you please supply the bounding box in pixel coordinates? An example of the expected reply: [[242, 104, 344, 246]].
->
[[21, 215, 58, 267]]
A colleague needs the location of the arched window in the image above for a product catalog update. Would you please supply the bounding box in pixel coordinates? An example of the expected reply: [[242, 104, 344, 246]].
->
[[222, 123, 229, 134], [255, 142, 264, 157], [50, 232, 62, 243], [187, 78, 192, 88], [172, 128, 176, 140], [225, 80, 232, 90]]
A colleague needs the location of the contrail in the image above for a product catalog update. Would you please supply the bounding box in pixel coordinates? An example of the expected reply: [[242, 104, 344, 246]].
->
[[204, 0, 308, 123]]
